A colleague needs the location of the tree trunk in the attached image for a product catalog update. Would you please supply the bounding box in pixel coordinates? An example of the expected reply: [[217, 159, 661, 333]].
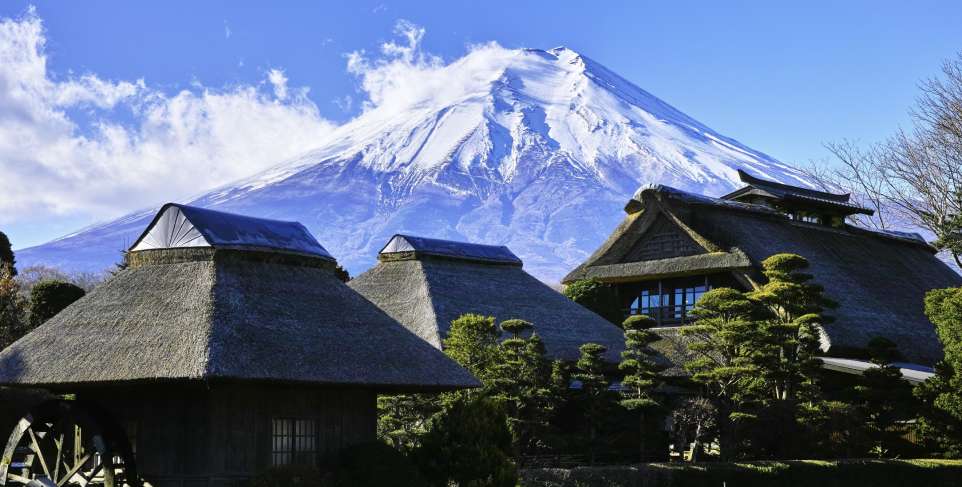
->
[[638, 412, 646, 464], [690, 422, 702, 462]]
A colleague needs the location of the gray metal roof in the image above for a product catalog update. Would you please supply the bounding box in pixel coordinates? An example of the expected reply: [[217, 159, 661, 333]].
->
[[379, 234, 522, 265], [129, 203, 334, 260]]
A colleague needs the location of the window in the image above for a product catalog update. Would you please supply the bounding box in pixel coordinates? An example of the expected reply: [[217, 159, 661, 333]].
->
[[628, 278, 710, 325], [271, 418, 317, 467]]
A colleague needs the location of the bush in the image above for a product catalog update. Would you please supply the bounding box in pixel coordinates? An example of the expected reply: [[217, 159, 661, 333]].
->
[[247, 464, 326, 487], [562, 279, 622, 325], [414, 397, 517, 487], [521, 459, 962, 487], [334, 441, 426, 487], [28, 280, 85, 327]]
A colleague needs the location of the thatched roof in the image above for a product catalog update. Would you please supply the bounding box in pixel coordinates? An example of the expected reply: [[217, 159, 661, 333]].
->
[[0, 210, 479, 391], [349, 236, 626, 363], [565, 183, 962, 365]]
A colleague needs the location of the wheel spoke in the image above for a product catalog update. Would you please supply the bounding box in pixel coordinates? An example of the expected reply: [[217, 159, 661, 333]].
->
[[53, 433, 63, 483], [56, 452, 91, 487], [27, 428, 52, 479], [6, 473, 30, 484]]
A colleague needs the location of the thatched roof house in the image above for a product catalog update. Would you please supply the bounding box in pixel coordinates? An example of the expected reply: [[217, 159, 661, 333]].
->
[[563, 173, 962, 367], [0, 203, 478, 390], [349, 235, 626, 362], [0, 204, 480, 484]]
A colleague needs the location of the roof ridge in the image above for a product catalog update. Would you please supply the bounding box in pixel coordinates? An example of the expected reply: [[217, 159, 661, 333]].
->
[[413, 260, 445, 348]]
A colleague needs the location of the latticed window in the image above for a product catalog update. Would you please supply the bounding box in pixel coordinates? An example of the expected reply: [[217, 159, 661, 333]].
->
[[271, 418, 317, 466]]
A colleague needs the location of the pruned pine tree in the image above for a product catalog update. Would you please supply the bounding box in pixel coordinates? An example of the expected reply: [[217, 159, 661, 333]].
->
[[573, 343, 614, 465], [487, 319, 556, 462], [748, 253, 835, 404], [681, 287, 761, 460], [442, 313, 501, 391], [618, 314, 665, 462], [854, 337, 916, 457], [377, 393, 439, 453]]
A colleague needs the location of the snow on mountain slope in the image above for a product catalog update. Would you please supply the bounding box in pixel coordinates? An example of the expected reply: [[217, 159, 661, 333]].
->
[[17, 46, 812, 283]]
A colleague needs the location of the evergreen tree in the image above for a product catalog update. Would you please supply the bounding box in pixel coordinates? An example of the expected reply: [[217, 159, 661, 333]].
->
[[334, 265, 351, 283], [915, 287, 962, 456], [681, 287, 761, 460], [618, 314, 665, 462], [854, 337, 916, 457], [442, 313, 502, 388], [377, 393, 439, 453], [488, 319, 554, 461], [28, 280, 85, 328], [413, 397, 517, 487], [748, 253, 835, 404], [0, 266, 26, 349], [671, 397, 717, 462], [0, 231, 15, 276], [573, 343, 615, 464]]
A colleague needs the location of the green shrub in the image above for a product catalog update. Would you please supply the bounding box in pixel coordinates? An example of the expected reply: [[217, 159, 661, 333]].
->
[[414, 396, 517, 487], [521, 459, 962, 487], [334, 441, 426, 487], [28, 280, 85, 327], [562, 279, 622, 325], [247, 464, 326, 487]]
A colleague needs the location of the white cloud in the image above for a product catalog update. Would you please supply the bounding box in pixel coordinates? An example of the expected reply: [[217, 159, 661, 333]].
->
[[224, 20, 231, 39], [0, 10, 336, 227], [345, 19, 512, 116], [267, 68, 288, 100]]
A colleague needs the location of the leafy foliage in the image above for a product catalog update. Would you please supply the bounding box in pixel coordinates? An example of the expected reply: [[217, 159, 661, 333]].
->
[[488, 319, 555, 460], [27, 280, 85, 328], [442, 313, 501, 386], [413, 397, 517, 487], [573, 342, 616, 464], [0, 231, 15, 276], [854, 337, 917, 457], [681, 287, 761, 459], [618, 314, 665, 461], [333, 441, 427, 487], [377, 393, 438, 453], [748, 253, 835, 404], [916, 287, 962, 456], [0, 266, 26, 349], [563, 278, 623, 325]]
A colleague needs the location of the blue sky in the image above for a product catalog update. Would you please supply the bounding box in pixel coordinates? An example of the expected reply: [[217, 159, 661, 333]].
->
[[2, 1, 962, 248]]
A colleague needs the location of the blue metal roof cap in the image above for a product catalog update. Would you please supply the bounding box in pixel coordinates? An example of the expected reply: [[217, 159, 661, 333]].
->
[[130, 203, 334, 260], [379, 234, 522, 265]]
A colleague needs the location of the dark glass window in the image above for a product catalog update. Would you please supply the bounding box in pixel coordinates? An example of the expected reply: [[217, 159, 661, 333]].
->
[[628, 279, 709, 325], [272, 418, 317, 467]]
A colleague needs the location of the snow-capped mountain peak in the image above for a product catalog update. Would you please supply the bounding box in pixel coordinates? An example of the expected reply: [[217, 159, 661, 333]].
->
[[17, 45, 811, 282]]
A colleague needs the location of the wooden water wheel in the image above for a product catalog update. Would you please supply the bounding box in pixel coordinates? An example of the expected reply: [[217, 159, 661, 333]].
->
[[0, 401, 140, 487]]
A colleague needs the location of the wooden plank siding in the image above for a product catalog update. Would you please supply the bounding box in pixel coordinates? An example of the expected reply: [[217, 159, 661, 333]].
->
[[80, 384, 376, 487]]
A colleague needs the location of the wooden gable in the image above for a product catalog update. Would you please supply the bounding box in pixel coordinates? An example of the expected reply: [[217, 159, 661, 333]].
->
[[621, 214, 705, 263]]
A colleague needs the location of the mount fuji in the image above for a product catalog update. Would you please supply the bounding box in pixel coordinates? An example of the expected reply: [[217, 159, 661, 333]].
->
[[17, 46, 813, 283]]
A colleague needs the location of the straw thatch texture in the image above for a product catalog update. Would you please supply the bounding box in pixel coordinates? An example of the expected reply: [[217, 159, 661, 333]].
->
[[565, 185, 962, 365], [0, 248, 479, 391], [350, 255, 626, 362]]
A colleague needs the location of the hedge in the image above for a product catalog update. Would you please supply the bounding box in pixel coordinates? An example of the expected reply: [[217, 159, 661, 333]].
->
[[522, 459, 962, 487]]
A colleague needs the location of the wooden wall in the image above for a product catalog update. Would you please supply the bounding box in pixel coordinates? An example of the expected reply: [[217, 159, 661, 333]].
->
[[83, 383, 376, 487]]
